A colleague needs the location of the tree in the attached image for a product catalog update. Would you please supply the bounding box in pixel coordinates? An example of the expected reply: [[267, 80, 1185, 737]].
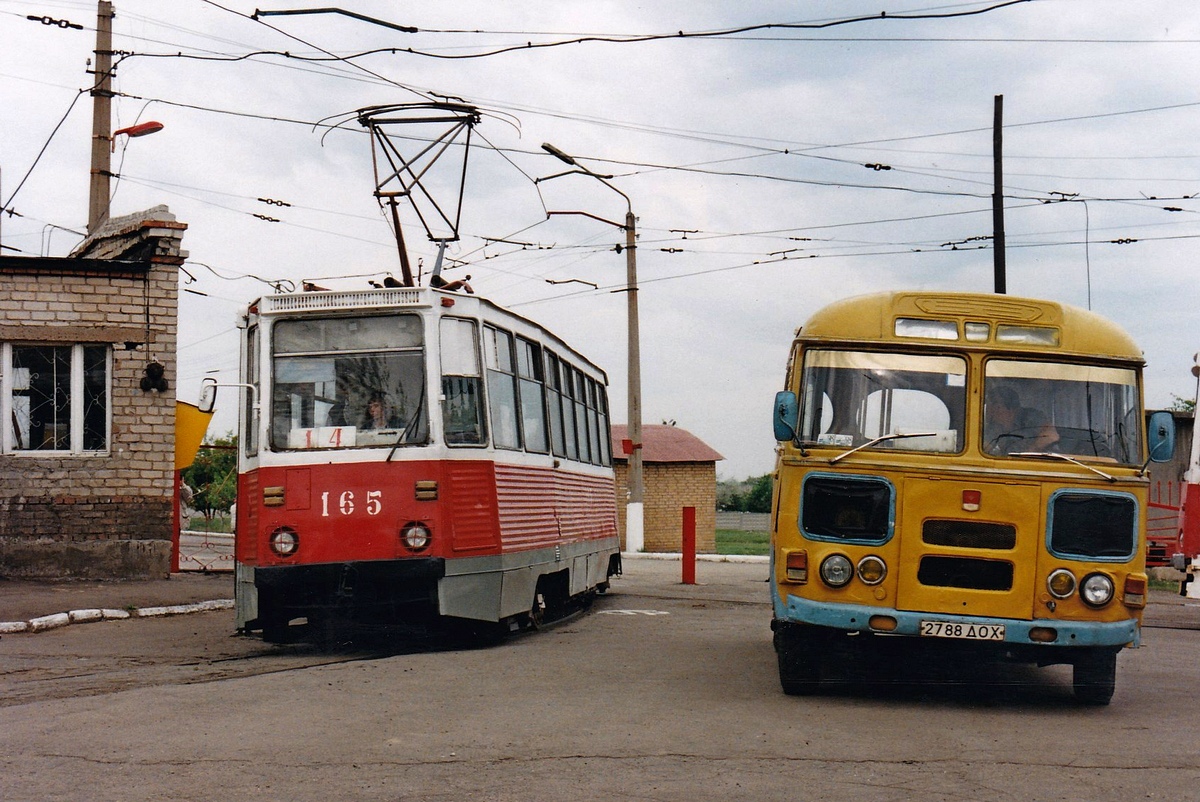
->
[[1171, 394, 1196, 415], [181, 432, 238, 524], [744, 473, 774, 514]]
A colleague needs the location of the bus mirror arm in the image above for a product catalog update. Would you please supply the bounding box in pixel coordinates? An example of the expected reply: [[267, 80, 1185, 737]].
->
[[828, 431, 937, 465], [199, 377, 260, 415]]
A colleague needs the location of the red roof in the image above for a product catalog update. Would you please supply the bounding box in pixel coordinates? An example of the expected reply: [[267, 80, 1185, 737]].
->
[[610, 424, 724, 463]]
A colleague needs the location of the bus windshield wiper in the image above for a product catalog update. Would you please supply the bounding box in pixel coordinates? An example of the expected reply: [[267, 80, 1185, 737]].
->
[[1010, 451, 1116, 482], [828, 432, 937, 465]]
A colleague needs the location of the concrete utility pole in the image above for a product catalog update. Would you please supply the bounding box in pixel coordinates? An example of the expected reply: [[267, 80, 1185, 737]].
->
[[538, 142, 644, 553], [992, 94, 1006, 294], [87, 0, 114, 234]]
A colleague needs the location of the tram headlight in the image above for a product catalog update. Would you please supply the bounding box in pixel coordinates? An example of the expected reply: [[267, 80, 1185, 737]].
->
[[269, 527, 299, 558], [819, 554, 854, 588], [856, 555, 887, 585], [1080, 572, 1115, 608], [1047, 569, 1077, 599], [401, 521, 432, 552]]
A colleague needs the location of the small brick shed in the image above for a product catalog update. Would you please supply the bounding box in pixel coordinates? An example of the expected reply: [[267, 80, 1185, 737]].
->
[[0, 207, 186, 579], [610, 424, 723, 553]]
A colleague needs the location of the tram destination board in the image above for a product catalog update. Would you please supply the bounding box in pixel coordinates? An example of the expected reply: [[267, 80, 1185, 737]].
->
[[919, 620, 1005, 641]]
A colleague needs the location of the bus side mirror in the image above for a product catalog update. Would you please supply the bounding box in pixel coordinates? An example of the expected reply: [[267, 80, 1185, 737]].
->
[[773, 391, 798, 442], [198, 379, 217, 414], [1147, 410, 1175, 463]]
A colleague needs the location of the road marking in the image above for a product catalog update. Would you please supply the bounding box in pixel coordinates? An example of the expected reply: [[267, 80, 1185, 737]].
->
[[597, 609, 670, 616]]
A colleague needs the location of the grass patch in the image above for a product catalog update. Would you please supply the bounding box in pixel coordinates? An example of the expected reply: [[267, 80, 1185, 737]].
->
[[716, 529, 770, 557]]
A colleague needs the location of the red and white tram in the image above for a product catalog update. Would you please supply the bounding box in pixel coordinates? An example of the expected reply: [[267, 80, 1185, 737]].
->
[[205, 285, 621, 645]]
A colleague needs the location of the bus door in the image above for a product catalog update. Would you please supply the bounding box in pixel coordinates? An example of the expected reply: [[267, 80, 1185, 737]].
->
[[894, 476, 1042, 621]]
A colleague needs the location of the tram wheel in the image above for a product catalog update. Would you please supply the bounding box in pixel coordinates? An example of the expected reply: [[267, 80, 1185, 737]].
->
[[1072, 650, 1117, 706], [774, 627, 821, 696]]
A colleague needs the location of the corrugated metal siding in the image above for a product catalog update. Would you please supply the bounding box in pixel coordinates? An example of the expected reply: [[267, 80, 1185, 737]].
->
[[494, 464, 617, 552]]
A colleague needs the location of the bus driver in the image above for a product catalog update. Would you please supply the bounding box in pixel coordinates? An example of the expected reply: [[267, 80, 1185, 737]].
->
[[984, 385, 1059, 455]]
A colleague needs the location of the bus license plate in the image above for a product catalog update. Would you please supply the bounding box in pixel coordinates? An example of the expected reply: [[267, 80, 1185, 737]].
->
[[919, 621, 1005, 641]]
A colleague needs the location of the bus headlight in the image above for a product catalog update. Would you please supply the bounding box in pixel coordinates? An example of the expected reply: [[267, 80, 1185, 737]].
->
[[1047, 568, 1076, 599], [857, 555, 887, 585], [1080, 573, 1115, 607], [269, 527, 299, 558], [819, 554, 854, 588], [401, 521, 431, 552]]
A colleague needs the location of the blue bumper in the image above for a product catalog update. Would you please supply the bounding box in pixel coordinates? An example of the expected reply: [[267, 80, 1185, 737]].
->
[[773, 591, 1141, 648]]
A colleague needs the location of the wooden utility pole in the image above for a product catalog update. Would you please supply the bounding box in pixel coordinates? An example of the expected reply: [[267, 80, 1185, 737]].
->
[[87, 1, 114, 234], [992, 94, 1006, 294]]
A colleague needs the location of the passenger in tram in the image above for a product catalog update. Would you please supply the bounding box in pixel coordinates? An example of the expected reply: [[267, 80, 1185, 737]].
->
[[984, 385, 1059, 455], [361, 393, 402, 430]]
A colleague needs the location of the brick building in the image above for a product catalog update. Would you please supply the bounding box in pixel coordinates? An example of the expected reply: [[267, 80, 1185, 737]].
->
[[0, 207, 186, 579], [610, 424, 723, 553]]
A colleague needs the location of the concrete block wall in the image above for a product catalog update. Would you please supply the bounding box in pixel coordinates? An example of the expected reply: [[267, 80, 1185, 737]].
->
[[0, 213, 184, 579]]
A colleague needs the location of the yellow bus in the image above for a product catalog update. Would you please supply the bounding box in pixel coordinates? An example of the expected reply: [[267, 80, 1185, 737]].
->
[[769, 291, 1176, 704]]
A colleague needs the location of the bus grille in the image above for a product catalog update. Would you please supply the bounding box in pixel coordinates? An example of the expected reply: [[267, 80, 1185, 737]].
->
[[923, 520, 1016, 550], [918, 556, 1013, 591], [1049, 492, 1137, 559]]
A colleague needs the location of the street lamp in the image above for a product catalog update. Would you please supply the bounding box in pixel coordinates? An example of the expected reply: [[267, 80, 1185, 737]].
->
[[539, 142, 644, 553]]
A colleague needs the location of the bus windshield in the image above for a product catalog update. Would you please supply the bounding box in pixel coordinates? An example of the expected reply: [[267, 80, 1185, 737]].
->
[[799, 350, 967, 453], [983, 360, 1140, 463], [270, 314, 428, 450]]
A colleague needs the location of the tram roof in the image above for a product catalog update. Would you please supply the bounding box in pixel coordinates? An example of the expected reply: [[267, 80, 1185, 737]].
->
[[246, 285, 609, 382], [796, 291, 1143, 362]]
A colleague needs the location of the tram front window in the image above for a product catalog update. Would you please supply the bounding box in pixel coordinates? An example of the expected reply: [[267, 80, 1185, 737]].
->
[[799, 350, 967, 453], [271, 315, 428, 450]]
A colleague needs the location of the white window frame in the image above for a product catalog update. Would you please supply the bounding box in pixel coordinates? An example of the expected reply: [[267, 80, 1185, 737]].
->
[[1, 342, 112, 455]]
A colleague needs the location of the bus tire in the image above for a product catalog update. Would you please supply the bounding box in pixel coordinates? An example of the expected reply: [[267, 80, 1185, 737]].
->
[[774, 627, 821, 696], [1073, 650, 1117, 706]]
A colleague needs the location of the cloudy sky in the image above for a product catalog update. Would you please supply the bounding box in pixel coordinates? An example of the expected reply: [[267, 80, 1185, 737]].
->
[[3, 0, 1200, 479]]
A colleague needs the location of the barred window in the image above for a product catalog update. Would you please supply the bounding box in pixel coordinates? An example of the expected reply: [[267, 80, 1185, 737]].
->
[[3, 343, 110, 454]]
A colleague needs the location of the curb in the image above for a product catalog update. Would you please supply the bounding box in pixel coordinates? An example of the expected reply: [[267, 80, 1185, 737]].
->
[[622, 551, 769, 564], [0, 599, 234, 635]]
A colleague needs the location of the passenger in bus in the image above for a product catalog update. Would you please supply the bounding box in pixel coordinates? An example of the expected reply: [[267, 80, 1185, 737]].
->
[[362, 394, 402, 430], [984, 386, 1059, 454]]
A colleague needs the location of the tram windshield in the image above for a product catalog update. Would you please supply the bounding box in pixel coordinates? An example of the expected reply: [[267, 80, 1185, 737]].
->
[[983, 360, 1140, 463], [799, 350, 967, 453], [270, 314, 428, 450]]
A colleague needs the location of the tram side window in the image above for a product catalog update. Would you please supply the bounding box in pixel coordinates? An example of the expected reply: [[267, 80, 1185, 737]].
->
[[573, 368, 592, 463], [545, 351, 568, 457], [485, 326, 521, 450], [595, 381, 612, 466], [517, 336, 549, 453], [440, 318, 486, 445], [560, 359, 579, 460], [586, 378, 602, 465]]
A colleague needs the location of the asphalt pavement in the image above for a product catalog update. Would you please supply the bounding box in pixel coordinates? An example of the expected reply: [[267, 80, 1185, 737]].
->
[[0, 554, 1196, 633]]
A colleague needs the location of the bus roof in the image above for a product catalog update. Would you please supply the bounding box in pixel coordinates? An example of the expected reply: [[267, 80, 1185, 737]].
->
[[797, 291, 1143, 362]]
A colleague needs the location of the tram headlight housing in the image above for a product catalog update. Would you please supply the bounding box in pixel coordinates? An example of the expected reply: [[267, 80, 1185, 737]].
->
[[1047, 568, 1077, 599], [1080, 572, 1115, 608], [819, 554, 854, 588], [401, 521, 431, 552], [269, 527, 299, 558], [856, 555, 887, 585]]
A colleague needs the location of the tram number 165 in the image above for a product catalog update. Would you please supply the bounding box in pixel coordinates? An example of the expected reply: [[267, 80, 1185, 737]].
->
[[320, 490, 383, 517]]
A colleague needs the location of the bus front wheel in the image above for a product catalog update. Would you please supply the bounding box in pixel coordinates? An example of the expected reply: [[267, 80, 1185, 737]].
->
[[1073, 649, 1117, 706], [774, 626, 821, 696]]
